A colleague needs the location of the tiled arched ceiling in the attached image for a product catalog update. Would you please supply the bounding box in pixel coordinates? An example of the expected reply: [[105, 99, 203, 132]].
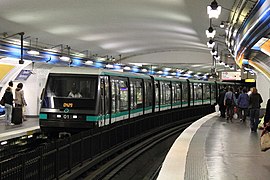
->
[[0, 0, 237, 72]]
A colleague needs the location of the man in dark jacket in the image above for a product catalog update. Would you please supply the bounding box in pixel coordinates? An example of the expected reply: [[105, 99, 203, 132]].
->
[[218, 87, 226, 118], [3, 87, 14, 126], [249, 87, 263, 132]]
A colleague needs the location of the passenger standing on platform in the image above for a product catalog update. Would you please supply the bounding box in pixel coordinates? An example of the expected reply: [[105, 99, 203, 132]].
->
[[224, 87, 236, 122], [15, 83, 27, 121], [249, 87, 263, 132], [218, 87, 226, 118], [3, 87, 14, 126], [248, 87, 253, 96], [8, 81, 13, 90], [237, 88, 249, 122]]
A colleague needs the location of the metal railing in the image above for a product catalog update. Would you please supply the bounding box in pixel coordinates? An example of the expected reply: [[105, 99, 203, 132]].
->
[[0, 105, 214, 180]]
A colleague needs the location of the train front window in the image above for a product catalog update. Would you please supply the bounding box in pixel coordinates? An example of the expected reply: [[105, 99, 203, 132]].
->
[[42, 75, 97, 109]]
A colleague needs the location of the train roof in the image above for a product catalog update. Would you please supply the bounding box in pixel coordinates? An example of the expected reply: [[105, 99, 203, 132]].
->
[[152, 76, 187, 82], [216, 81, 235, 85], [49, 66, 151, 79], [188, 79, 215, 84]]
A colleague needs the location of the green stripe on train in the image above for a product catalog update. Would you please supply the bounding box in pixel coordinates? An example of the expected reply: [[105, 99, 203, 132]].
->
[[87, 106, 153, 122], [39, 113, 47, 120]]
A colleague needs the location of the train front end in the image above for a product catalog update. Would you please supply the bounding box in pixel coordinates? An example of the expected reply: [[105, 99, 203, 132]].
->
[[39, 72, 99, 133]]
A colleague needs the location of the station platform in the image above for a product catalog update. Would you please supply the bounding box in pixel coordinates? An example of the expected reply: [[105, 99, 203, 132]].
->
[[157, 112, 270, 180], [0, 116, 40, 141]]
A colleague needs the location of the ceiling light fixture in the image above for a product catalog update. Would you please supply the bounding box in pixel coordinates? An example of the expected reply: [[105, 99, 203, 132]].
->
[[124, 66, 131, 71], [85, 60, 93, 65], [207, 0, 221, 19], [207, 39, 215, 48], [220, 22, 225, 28], [141, 68, 148, 72], [210, 48, 217, 56], [27, 38, 39, 56], [206, 26, 216, 38], [59, 45, 71, 62], [214, 54, 220, 61]]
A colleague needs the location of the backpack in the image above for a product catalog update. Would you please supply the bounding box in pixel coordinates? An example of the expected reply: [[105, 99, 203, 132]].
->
[[225, 93, 233, 106]]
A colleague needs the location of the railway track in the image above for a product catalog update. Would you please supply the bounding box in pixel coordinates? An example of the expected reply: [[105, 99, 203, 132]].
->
[[77, 122, 191, 180]]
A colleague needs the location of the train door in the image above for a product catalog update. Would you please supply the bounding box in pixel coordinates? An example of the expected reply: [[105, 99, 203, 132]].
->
[[130, 79, 143, 118], [154, 80, 160, 112], [211, 84, 216, 105], [193, 83, 202, 105], [182, 82, 188, 107], [144, 79, 153, 114], [160, 81, 171, 111], [110, 77, 129, 123], [190, 82, 194, 106], [203, 83, 211, 104], [99, 76, 110, 126], [172, 82, 181, 109]]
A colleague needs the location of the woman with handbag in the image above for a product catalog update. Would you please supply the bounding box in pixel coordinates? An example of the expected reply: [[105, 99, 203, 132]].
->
[[14, 83, 27, 121]]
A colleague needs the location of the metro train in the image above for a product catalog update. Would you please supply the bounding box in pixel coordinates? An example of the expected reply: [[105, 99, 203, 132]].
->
[[39, 67, 245, 133]]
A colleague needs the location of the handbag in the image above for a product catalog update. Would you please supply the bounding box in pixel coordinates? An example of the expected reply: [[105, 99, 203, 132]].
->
[[233, 113, 238, 119], [215, 104, 219, 112], [260, 131, 270, 151], [0, 97, 4, 106]]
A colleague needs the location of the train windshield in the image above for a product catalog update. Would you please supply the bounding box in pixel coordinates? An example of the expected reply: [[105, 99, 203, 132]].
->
[[42, 74, 97, 110]]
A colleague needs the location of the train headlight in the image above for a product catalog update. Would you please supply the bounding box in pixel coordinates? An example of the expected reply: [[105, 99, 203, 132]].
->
[[57, 114, 61, 118], [73, 115, 78, 119]]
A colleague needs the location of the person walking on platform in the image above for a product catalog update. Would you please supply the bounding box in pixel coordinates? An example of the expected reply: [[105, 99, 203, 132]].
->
[[237, 88, 249, 122], [218, 87, 226, 118], [224, 87, 236, 122], [14, 83, 27, 121], [249, 87, 263, 132], [3, 87, 14, 126]]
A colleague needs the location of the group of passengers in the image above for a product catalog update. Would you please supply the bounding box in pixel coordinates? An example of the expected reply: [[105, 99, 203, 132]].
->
[[1, 81, 27, 126], [218, 86, 265, 132]]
